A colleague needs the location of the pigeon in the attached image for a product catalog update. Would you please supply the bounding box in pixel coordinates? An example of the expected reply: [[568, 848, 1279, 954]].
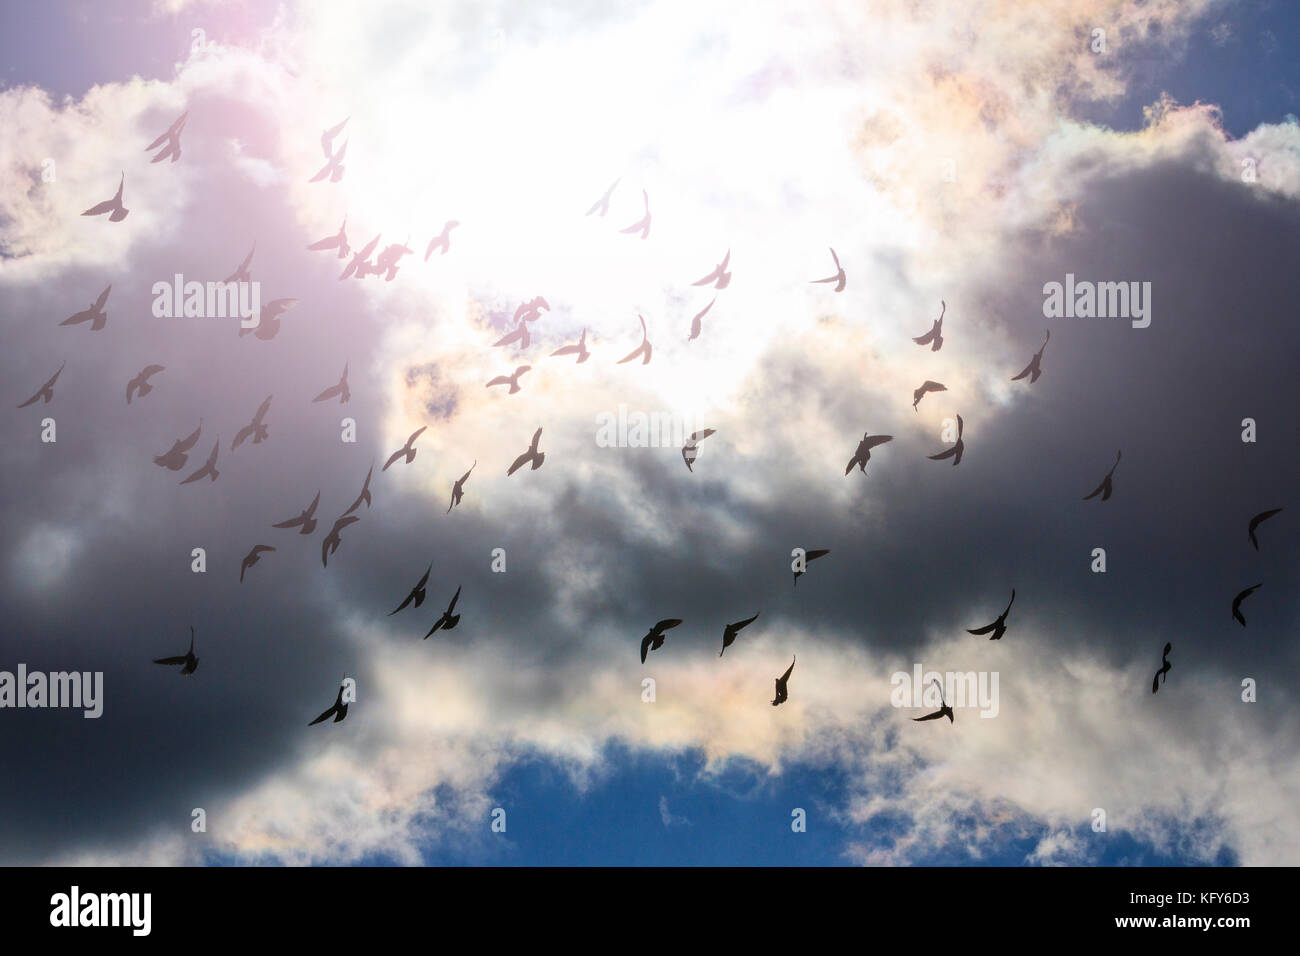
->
[[687, 299, 714, 343], [1248, 508, 1283, 551], [126, 364, 165, 404], [232, 395, 273, 450], [224, 243, 255, 283], [389, 562, 432, 615], [620, 189, 651, 239], [383, 426, 427, 471], [793, 549, 829, 586], [310, 138, 347, 183], [308, 674, 351, 725], [912, 300, 945, 351], [682, 429, 716, 472], [312, 363, 350, 404], [424, 220, 459, 260], [507, 428, 545, 475], [307, 217, 350, 259], [585, 178, 619, 217], [912, 380, 947, 411], [1232, 584, 1262, 627], [927, 414, 965, 466], [180, 439, 220, 484], [912, 678, 953, 722], [550, 328, 591, 363], [719, 612, 760, 657], [486, 365, 531, 394], [1011, 330, 1050, 384], [447, 462, 476, 513], [640, 618, 683, 663], [341, 464, 374, 516], [1151, 642, 1172, 694], [144, 111, 187, 163], [1082, 450, 1121, 501], [845, 432, 893, 475], [59, 285, 111, 331], [810, 247, 846, 292], [17, 362, 65, 408], [239, 298, 297, 341], [771, 656, 795, 706], [341, 234, 381, 280], [616, 314, 653, 365], [239, 545, 275, 583], [153, 626, 199, 675], [967, 589, 1015, 641], [272, 491, 321, 535], [321, 515, 361, 568], [423, 586, 463, 638], [691, 250, 731, 290], [153, 421, 202, 471], [81, 173, 129, 221], [320, 117, 348, 157]]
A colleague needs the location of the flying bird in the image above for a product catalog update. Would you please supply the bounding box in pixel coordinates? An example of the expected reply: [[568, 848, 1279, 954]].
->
[[144, 111, 187, 163], [224, 243, 255, 283], [423, 586, 463, 638], [771, 656, 796, 706], [153, 421, 202, 471], [239, 298, 297, 341], [231, 395, 273, 450], [1152, 643, 1172, 694], [307, 217, 350, 258], [424, 220, 459, 259], [1011, 330, 1051, 384], [620, 189, 651, 239], [126, 364, 165, 404], [308, 674, 351, 725], [321, 515, 360, 568], [912, 380, 947, 411], [492, 320, 532, 350], [967, 589, 1015, 641], [616, 314, 653, 365], [912, 678, 953, 723], [320, 117, 348, 157], [341, 233, 381, 280], [239, 545, 275, 583], [383, 426, 427, 471], [927, 414, 965, 466], [585, 178, 619, 217], [687, 299, 714, 342], [180, 439, 220, 484], [310, 138, 347, 183], [810, 247, 846, 291], [17, 361, 65, 408], [550, 328, 590, 363], [153, 626, 199, 675], [912, 300, 945, 351], [793, 549, 829, 586], [272, 491, 321, 535], [81, 172, 128, 221], [514, 296, 550, 324], [1232, 583, 1262, 627], [312, 363, 350, 404], [1248, 508, 1283, 551], [507, 427, 545, 475], [59, 285, 111, 331], [341, 464, 373, 516], [691, 250, 731, 290], [1082, 450, 1121, 501], [845, 432, 893, 475], [682, 428, 716, 472], [640, 619, 683, 663], [447, 462, 476, 513], [389, 562, 432, 615], [486, 365, 531, 394], [719, 611, 760, 657], [374, 238, 414, 281]]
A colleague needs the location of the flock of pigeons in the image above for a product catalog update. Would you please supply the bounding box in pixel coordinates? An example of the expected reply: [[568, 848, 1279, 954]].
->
[[22, 107, 1286, 728]]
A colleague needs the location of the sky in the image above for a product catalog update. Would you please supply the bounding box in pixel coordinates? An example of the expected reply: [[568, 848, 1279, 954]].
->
[[0, 0, 1297, 867]]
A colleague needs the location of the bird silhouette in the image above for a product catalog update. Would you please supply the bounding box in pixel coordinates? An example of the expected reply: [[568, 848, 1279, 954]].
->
[[126, 364, 165, 404], [17, 362, 65, 408], [341, 464, 374, 516], [321, 117, 348, 155], [153, 626, 199, 675], [771, 655, 796, 706], [1011, 330, 1050, 384], [620, 189, 651, 239], [341, 233, 381, 280], [967, 589, 1015, 641], [239, 298, 297, 341], [640, 619, 683, 663], [912, 678, 953, 722], [1232, 583, 1262, 627], [223, 243, 255, 283], [232, 395, 273, 450], [308, 674, 351, 725], [810, 247, 845, 291], [423, 585, 463, 638], [153, 421, 202, 471], [793, 549, 829, 586], [1248, 508, 1283, 551], [383, 426, 427, 471], [912, 380, 947, 411], [493, 320, 532, 350], [585, 178, 619, 217], [616, 314, 653, 365], [374, 238, 413, 281], [310, 138, 347, 183], [81, 172, 128, 221], [550, 328, 591, 363], [719, 611, 760, 657], [307, 217, 350, 258], [239, 545, 275, 583], [1082, 450, 1121, 501], [507, 428, 545, 475], [447, 461, 476, 513], [312, 363, 350, 404], [912, 300, 945, 351], [1152, 642, 1172, 693], [486, 365, 531, 394], [272, 491, 321, 535], [59, 285, 111, 331], [180, 439, 220, 484], [144, 111, 187, 163], [682, 429, 716, 472], [321, 515, 360, 568], [424, 220, 459, 260], [845, 432, 893, 475], [514, 296, 550, 324], [927, 414, 965, 466], [389, 562, 432, 615], [691, 250, 731, 290], [687, 299, 714, 342]]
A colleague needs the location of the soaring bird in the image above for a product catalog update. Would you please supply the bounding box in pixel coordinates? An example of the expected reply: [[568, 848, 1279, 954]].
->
[[447, 462, 476, 513], [550, 328, 591, 363], [342, 464, 374, 516], [341, 233, 381, 280], [153, 626, 199, 675], [312, 363, 350, 404], [507, 428, 545, 476], [153, 421, 202, 471], [81, 172, 128, 221], [1082, 450, 1121, 501], [810, 247, 845, 292], [967, 589, 1015, 641], [59, 285, 111, 331], [272, 491, 321, 535], [18, 362, 65, 408], [912, 380, 947, 411], [912, 678, 953, 723], [486, 365, 531, 394], [321, 515, 360, 568], [232, 395, 273, 450], [682, 429, 716, 472], [1232, 583, 1262, 627], [239, 545, 275, 583], [514, 296, 550, 324], [383, 426, 427, 471], [126, 364, 165, 404], [912, 300, 945, 351], [389, 562, 432, 615], [1248, 508, 1283, 551], [845, 432, 893, 475], [308, 674, 351, 725], [691, 250, 731, 290], [423, 585, 463, 638], [687, 299, 714, 343], [180, 439, 220, 484], [640, 618, 683, 663], [239, 298, 297, 341], [424, 220, 459, 259], [320, 117, 348, 157], [793, 549, 829, 586], [719, 612, 760, 657], [224, 243, 255, 283], [307, 217, 350, 259], [585, 178, 619, 217], [374, 238, 414, 281], [927, 414, 965, 466], [310, 138, 347, 183], [771, 656, 795, 706], [1011, 330, 1051, 384], [1152, 643, 1172, 694], [493, 320, 532, 351], [144, 111, 187, 163], [620, 189, 651, 239], [616, 314, 653, 365]]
